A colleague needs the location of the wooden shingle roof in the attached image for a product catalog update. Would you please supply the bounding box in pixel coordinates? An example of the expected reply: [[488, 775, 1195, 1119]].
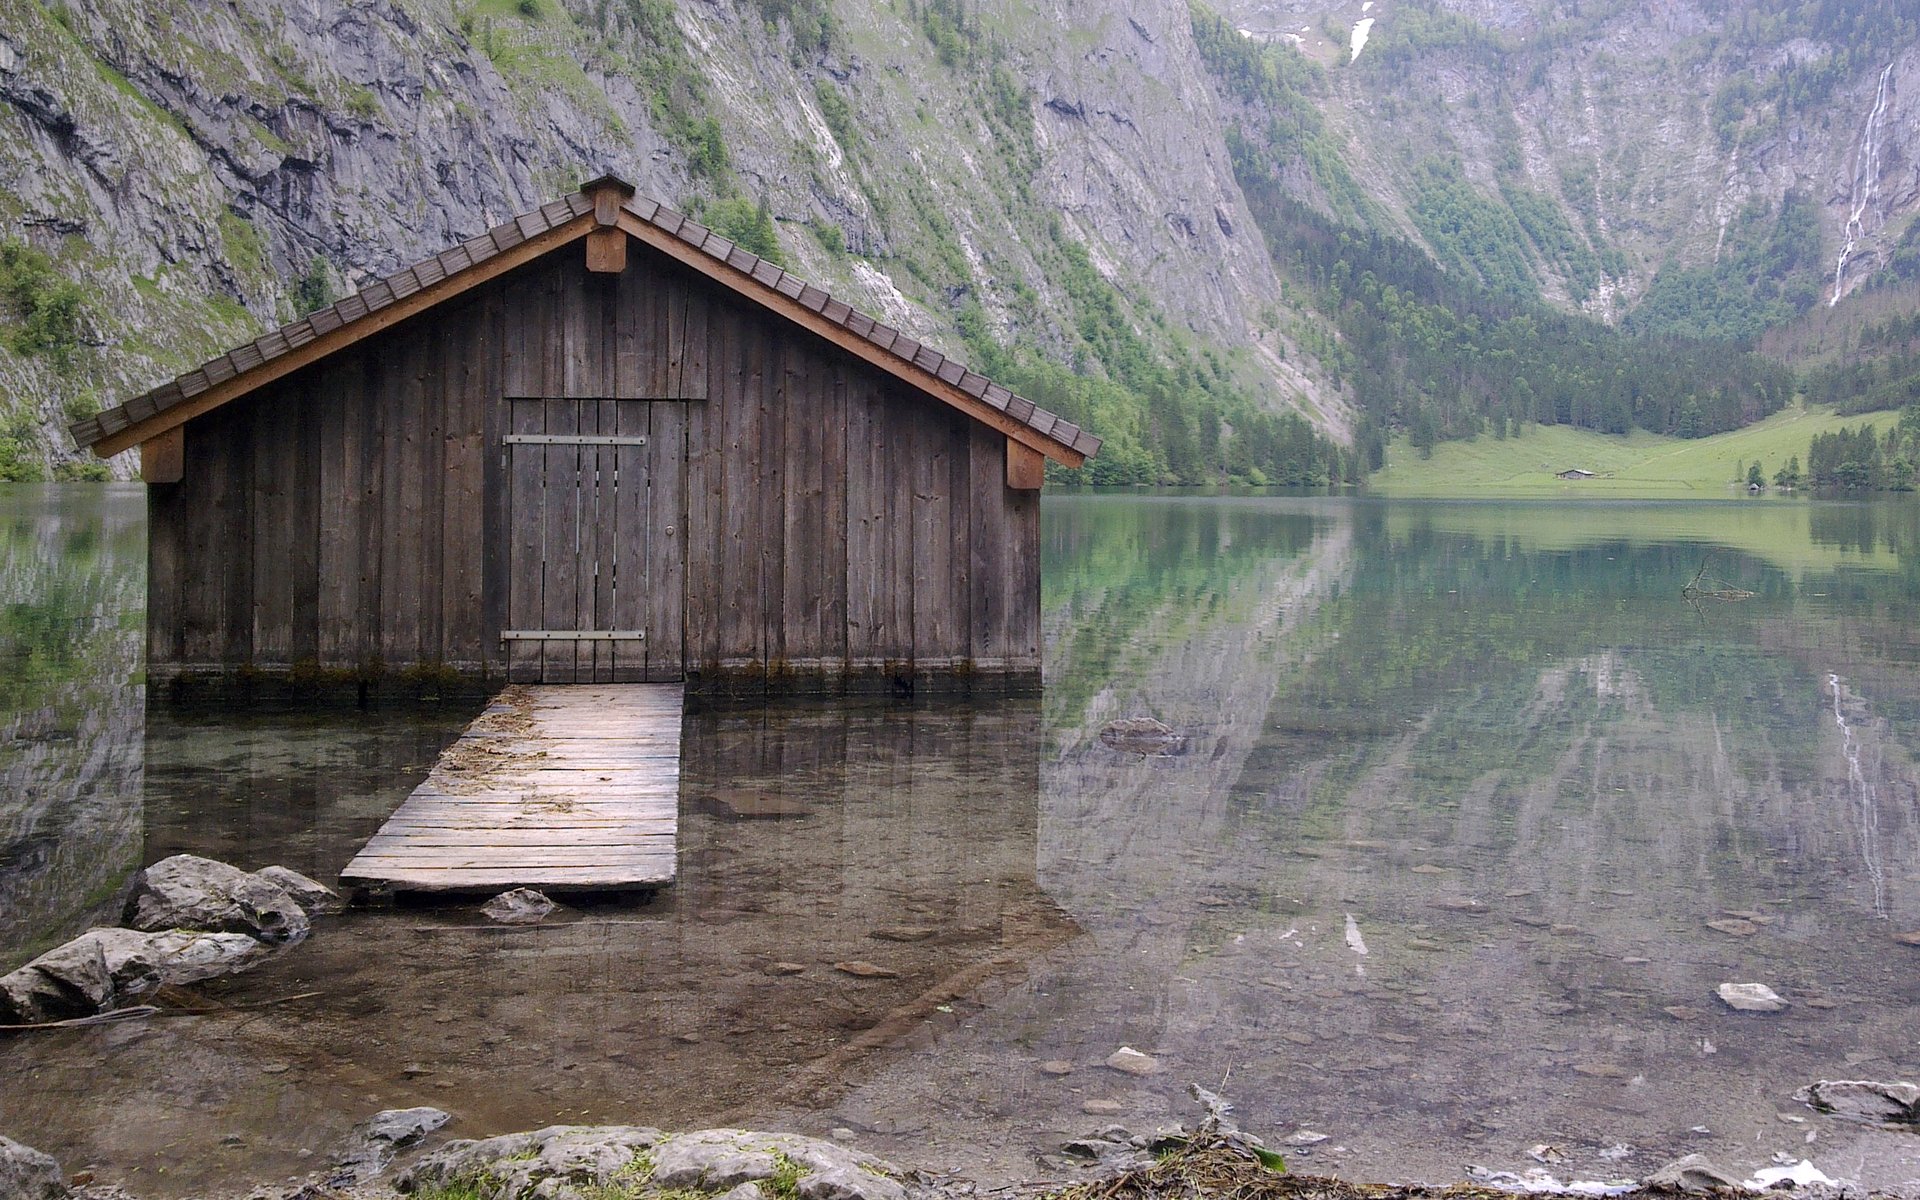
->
[[71, 177, 1101, 467]]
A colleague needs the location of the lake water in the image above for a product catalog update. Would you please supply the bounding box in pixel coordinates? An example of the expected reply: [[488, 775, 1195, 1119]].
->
[[3, 484, 1918, 1194]]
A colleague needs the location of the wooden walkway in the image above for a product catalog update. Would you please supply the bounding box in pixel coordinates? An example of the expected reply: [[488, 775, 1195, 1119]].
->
[[340, 684, 682, 894]]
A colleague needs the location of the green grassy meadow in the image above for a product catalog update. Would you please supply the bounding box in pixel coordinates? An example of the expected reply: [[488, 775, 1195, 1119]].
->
[[1370, 404, 1901, 499]]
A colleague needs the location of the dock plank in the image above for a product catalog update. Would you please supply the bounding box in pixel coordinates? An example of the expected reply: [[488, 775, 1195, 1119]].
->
[[340, 683, 682, 893]]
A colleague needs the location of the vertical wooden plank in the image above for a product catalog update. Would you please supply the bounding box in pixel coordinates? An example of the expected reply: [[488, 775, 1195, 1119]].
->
[[617, 258, 648, 398], [315, 359, 352, 668], [967, 424, 1013, 670], [593, 398, 619, 683], [681, 270, 710, 399], [718, 300, 763, 675], [760, 321, 786, 674], [379, 329, 427, 670], [354, 351, 386, 671], [843, 372, 882, 671], [506, 398, 545, 683], [287, 380, 322, 667], [481, 286, 510, 678], [145, 475, 187, 672], [442, 297, 487, 671], [417, 322, 447, 667], [608, 400, 640, 684], [249, 388, 294, 667], [909, 398, 953, 669], [1005, 472, 1042, 672], [944, 407, 972, 676], [645, 400, 686, 682], [882, 383, 916, 669], [819, 361, 849, 669], [681, 276, 720, 672], [779, 340, 815, 666], [542, 397, 582, 682], [217, 406, 255, 668]]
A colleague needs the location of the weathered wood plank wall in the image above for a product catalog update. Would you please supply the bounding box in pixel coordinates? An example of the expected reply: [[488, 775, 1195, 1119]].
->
[[147, 242, 1042, 692]]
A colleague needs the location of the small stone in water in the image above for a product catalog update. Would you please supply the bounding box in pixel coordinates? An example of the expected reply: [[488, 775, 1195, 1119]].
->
[[834, 961, 899, 979], [1573, 1063, 1628, 1078], [869, 927, 935, 943], [481, 888, 555, 925], [1717, 982, 1787, 1013], [1105, 1047, 1158, 1076]]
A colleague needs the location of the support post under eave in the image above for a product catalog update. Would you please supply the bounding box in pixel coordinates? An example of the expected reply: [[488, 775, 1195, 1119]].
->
[[141, 426, 183, 484], [1006, 438, 1045, 490], [585, 175, 632, 274]]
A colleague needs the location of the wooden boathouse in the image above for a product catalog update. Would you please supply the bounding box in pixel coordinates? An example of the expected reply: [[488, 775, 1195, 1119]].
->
[[71, 176, 1099, 694]]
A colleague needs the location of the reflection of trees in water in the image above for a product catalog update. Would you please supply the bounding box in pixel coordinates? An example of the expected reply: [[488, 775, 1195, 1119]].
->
[[0, 485, 146, 968]]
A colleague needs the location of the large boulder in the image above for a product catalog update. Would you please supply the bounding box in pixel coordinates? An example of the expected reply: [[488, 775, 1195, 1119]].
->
[[124, 855, 310, 945], [1796, 1079, 1920, 1124], [0, 933, 118, 1024], [139, 930, 277, 985], [0, 926, 282, 1024], [0, 1134, 66, 1200], [402, 1128, 922, 1200], [403, 1126, 663, 1200], [335, 1107, 453, 1179]]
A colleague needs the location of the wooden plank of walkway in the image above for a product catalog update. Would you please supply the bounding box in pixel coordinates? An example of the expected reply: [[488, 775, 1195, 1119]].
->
[[339, 683, 683, 894]]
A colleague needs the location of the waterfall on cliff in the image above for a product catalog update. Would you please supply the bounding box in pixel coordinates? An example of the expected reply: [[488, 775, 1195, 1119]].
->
[[1830, 63, 1896, 307]]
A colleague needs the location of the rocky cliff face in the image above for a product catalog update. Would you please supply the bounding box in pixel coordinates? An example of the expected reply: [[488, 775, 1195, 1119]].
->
[[0, 0, 1317, 476], [0, 0, 1914, 475], [1221, 0, 1920, 324]]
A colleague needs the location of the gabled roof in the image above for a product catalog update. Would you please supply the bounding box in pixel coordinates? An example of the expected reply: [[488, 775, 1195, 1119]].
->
[[72, 175, 1102, 467]]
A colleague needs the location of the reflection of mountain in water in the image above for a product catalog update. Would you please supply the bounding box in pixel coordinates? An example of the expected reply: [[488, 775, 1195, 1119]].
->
[[815, 498, 1920, 1188], [0, 485, 146, 967]]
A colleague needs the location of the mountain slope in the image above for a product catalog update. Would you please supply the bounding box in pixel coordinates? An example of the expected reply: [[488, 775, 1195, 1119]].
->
[[1, 0, 1917, 480]]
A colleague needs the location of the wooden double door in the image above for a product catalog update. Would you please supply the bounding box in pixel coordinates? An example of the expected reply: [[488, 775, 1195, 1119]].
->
[[503, 398, 686, 682]]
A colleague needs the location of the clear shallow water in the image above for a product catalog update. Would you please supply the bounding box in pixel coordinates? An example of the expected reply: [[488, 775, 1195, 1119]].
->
[[2, 485, 1919, 1194]]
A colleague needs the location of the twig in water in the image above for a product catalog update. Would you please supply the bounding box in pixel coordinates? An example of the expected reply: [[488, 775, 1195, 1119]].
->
[[0, 1005, 160, 1034]]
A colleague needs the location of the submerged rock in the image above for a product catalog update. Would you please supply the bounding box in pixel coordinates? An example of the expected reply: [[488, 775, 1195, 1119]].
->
[[0, 921, 296, 1025], [0, 1135, 66, 1200], [1795, 1079, 1920, 1124], [1105, 1047, 1159, 1076], [0, 931, 121, 1024], [480, 888, 556, 925], [1099, 717, 1187, 756], [124, 855, 310, 945], [254, 866, 345, 915], [1645, 1153, 1743, 1193], [335, 1107, 453, 1178], [1716, 982, 1787, 1013]]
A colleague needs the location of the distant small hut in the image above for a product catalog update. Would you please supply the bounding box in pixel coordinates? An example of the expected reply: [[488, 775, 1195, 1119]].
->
[[71, 176, 1100, 695], [1556, 468, 1596, 480]]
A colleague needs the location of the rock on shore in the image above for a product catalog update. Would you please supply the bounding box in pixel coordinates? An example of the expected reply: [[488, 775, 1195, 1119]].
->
[[401, 1127, 922, 1200], [0, 857, 340, 1025]]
